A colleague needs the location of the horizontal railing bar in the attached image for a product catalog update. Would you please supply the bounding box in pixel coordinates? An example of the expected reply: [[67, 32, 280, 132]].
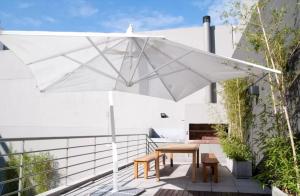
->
[[24, 153, 113, 179], [117, 143, 146, 150], [1, 189, 20, 196], [118, 152, 144, 161], [8, 146, 67, 156], [95, 148, 112, 154], [65, 158, 95, 169], [0, 165, 20, 172], [1, 148, 113, 172], [0, 139, 147, 157], [58, 160, 113, 181], [52, 162, 133, 196], [118, 147, 144, 155], [0, 134, 146, 142], [0, 144, 111, 157], [0, 176, 20, 185], [1, 134, 153, 196], [95, 155, 112, 160], [0, 140, 143, 157], [61, 167, 91, 180], [66, 149, 110, 159], [0, 154, 118, 188], [115, 139, 141, 143], [3, 179, 50, 196], [21, 179, 50, 195], [23, 155, 113, 182], [95, 161, 113, 168]]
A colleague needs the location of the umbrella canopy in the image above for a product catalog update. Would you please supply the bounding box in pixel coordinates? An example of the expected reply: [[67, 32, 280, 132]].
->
[[0, 29, 279, 101]]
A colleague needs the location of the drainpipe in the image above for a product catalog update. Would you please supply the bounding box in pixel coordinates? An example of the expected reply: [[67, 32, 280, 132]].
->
[[203, 16, 217, 103]]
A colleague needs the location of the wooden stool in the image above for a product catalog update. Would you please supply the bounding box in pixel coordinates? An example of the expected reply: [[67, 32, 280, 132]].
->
[[134, 153, 165, 179], [201, 153, 219, 183]]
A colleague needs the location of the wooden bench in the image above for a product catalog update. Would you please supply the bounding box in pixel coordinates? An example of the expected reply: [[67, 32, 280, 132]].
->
[[134, 153, 165, 179], [201, 153, 219, 183]]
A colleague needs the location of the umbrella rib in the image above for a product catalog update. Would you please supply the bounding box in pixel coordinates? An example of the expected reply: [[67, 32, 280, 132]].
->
[[128, 38, 149, 85], [150, 44, 264, 81], [63, 55, 126, 85], [153, 40, 279, 74], [135, 67, 188, 83], [132, 38, 177, 101], [149, 44, 213, 83], [41, 65, 84, 92], [132, 50, 193, 84], [114, 39, 130, 90], [41, 54, 102, 91], [86, 36, 128, 85], [102, 38, 127, 53], [27, 37, 124, 65], [150, 43, 263, 81]]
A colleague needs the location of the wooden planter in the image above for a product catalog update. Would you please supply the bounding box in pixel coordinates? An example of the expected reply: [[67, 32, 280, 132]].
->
[[226, 157, 252, 178]]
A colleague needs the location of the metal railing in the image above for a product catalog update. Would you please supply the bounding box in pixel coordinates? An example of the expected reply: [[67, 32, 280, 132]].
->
[[0, 134, 158, 196]]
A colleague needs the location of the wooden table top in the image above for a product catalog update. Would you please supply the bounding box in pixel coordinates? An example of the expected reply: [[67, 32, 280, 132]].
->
[[155, 143, 199, 152]]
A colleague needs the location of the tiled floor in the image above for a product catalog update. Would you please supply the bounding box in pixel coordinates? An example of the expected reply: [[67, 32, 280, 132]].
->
[[64, 162, 271, 196]]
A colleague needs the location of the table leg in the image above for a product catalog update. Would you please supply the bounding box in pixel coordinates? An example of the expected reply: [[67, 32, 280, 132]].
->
[[192, 152, 196, 182], [144, 162, 148, 179], [203, 164, 207, 182], [214, 164, 218, 183], [134, 162, 138, 179], [155, 151, 160, 181], [197, 149, 199, 168], [169, 153, 173, 167]]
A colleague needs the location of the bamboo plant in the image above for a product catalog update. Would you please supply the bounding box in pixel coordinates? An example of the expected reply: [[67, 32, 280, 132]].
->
[[221, 0, 300, 194]]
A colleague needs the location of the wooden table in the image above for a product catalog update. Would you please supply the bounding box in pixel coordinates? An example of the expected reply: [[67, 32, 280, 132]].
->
[[155, 144, 200, 182]]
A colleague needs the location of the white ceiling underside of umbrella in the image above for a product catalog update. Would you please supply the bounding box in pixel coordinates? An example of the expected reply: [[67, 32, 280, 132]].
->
[[0, 31, 280, 101]]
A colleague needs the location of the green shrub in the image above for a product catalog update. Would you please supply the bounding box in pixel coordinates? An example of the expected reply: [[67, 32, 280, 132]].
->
[[3, 150, 59, 195], [255, 136, 300, 195], [215, 125, 252, 161], [221, 137, 252, 161]]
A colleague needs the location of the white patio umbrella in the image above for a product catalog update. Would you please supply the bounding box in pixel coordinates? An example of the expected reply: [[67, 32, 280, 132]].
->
[[0, 25, 280, 193]]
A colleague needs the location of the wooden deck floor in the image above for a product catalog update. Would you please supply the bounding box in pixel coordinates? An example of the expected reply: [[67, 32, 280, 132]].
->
[[154, 189, 271, 196]]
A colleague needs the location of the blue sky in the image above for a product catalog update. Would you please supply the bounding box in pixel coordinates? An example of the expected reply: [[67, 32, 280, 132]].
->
[[0, 0, 231, 32]]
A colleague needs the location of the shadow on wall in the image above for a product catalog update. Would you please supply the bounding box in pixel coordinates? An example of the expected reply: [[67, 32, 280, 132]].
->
[[149, 128, 161, 138], [148, 128, 186, 142]]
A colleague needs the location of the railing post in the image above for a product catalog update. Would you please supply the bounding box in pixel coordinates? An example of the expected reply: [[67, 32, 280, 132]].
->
[[94, 137, 97, 175], [65, 138, 69, 185], [126, 135, 129, 164], [18, 140, 25, 196], [146, 135, 148, 155], [136, 135, 139, 158]]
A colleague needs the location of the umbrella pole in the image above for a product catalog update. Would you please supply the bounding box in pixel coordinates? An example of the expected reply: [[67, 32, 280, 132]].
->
[[109, 91, 118, 192]]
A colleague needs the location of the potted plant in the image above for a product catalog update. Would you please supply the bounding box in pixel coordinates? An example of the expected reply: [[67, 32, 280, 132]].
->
[[221, 136, 252, 178]]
